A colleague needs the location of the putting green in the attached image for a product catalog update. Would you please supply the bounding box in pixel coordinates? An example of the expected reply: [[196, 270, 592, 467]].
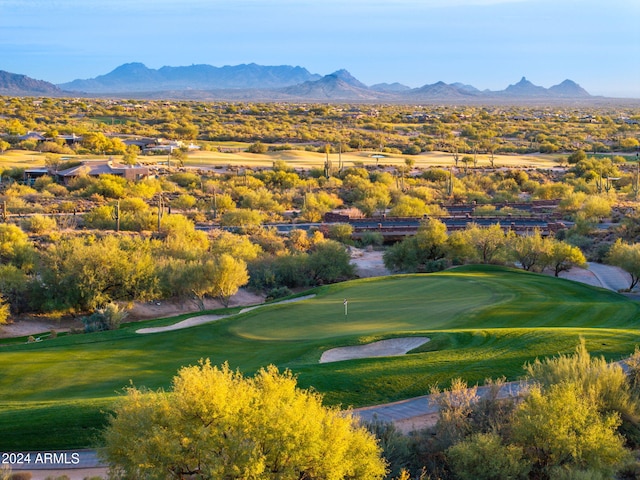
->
[[230, 275, 506, 341], [1, 265, 639, 450]]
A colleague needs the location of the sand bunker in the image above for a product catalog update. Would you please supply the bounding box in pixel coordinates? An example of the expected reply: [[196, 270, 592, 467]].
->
[[136, 295, 316, 334], [320, 337, 430, 363]]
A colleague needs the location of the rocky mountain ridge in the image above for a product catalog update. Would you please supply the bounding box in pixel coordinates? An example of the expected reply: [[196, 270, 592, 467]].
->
[[0, 63, 593, 101]]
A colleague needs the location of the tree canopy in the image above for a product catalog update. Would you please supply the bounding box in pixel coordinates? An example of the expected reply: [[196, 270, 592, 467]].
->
[[101, 360, 387, 480]]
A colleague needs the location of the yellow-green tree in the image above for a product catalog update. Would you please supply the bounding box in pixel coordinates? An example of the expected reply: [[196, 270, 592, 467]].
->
[[547, 239, 586, 277], [0, 295, 9, 324], [463, 223, 512, 264], [509, 228, 550, 272], [210, 254, 249, 307], [101, 360, 387, 480], [0, 224, 34, 269], [511, 382, 628, 478]]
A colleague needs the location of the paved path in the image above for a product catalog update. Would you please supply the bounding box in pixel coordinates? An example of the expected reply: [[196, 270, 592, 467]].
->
[[7, 450, 107, 479], [353, 381, 526, 424], [586, 262, 632, 292]]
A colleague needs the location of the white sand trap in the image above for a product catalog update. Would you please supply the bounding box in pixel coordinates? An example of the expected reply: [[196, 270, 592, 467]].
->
[[136, 295, 316, 334], [136, 314, 229, 334], [320, 337, 430, 364]]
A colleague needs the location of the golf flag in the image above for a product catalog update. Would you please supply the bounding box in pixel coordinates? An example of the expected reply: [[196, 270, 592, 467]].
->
[[343, 298, 348, 316]]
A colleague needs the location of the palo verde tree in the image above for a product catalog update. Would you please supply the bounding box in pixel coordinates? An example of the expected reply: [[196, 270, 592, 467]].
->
[[0, 295, 9, 324], [101, 360, 387, 480]]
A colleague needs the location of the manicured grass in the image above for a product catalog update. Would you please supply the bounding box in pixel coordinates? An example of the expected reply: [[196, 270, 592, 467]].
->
[[1, 265, 639, 449]]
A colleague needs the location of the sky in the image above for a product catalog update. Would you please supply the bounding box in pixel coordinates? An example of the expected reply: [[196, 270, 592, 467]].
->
[[1, 0, 639, 98]]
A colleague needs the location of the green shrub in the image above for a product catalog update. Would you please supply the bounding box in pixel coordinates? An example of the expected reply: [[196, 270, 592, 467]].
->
[[359, 231, 384, 247], [265, 286, 293, 301], [82, 302, 128, 332], [20, 214, 58, 234], [446, 432, 530, 480]]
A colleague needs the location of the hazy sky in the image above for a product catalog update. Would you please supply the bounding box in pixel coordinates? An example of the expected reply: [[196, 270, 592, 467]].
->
[[1, 0, 638, 97]]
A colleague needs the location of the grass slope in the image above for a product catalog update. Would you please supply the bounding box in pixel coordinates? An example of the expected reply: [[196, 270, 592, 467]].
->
[[1, 265, 639, 449]]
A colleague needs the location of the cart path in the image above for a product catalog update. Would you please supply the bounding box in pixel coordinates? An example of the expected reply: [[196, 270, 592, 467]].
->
[[586, 261, 632, 292]]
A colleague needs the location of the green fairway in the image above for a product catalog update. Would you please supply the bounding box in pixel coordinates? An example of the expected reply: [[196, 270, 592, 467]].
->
[[1, 265, 639, 449]]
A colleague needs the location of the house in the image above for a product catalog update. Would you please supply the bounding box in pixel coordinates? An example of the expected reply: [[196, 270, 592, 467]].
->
[[55, 160, 150, 185], [17, 131, 46, 142], [23, 167, 51, 185], [57, 133, 83, 146]]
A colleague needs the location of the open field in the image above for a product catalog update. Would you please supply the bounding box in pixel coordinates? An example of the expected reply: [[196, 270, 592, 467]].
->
[[185, 149, 562, 169], [1, 265, 639, 450], [0, 147, 562, 171]]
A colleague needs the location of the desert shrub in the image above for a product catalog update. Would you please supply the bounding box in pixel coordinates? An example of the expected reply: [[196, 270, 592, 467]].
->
[[446, 432, 530, 480], [168, 172, 201, 189], [44, 183, 69, 197], [247, 141, 268, 153], [365, 418, 414, 479], [33, 175, 54, 190], [247, 257, 279, 291], [20, 214, 58, 234], [82, 302, 128, 332], [419, 258, 448, 273], [265, 286, 292, 301], [359, 231, 384, 247]]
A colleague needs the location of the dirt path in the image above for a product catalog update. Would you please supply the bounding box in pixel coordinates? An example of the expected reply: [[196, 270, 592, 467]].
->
[[350, 247, 391, 278]]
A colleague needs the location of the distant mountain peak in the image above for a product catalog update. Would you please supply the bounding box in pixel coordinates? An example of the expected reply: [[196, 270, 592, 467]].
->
[[370, 82, 411, 93], [0, 70, 62, 95], [549, 79, 590, 97], [504, 77, 548, 96], [327, 69, 368, 89], [114, 62, 148, 70], [59, 63, 321, 93], [411, 81, 477, 98]]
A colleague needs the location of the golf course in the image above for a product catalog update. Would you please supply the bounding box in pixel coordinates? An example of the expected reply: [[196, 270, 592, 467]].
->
[[1, 265, 639, 450]]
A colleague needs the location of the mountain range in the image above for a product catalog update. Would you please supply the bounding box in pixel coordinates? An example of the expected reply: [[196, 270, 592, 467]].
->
[[0, 62, 593, 102]]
